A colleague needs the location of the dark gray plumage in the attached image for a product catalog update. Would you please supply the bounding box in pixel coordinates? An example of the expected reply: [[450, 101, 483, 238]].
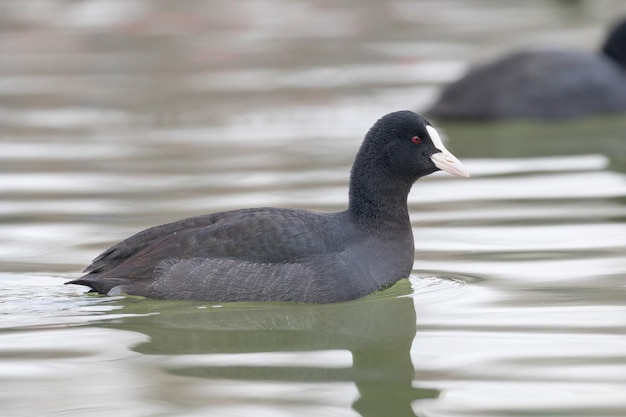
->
[[427, 18, 626, 120], [67, 111, 468, 303]]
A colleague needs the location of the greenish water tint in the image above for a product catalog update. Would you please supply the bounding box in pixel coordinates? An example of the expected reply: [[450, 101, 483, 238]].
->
[[1, 1, 626, 416], [441, 115, 626, 167]]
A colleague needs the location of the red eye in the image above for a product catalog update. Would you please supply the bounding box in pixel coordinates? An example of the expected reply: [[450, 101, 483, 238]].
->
[[411, 136, 422, 144]]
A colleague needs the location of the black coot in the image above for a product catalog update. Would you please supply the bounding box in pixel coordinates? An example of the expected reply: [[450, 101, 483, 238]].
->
[[427, 18, 626, 120], [67, 111, 469, 303]]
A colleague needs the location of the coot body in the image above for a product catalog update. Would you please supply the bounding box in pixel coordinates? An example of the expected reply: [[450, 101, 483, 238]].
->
[[68, 111, 468, 303], [428, 19, 626, 120]]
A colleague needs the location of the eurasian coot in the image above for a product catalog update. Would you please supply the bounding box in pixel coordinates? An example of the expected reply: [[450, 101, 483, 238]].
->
[[68, 111, 468, 303], [427, 18, 626, 120]]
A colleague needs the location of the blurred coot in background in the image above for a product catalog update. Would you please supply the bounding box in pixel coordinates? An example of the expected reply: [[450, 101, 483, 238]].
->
[[427, 18, 626, 121]]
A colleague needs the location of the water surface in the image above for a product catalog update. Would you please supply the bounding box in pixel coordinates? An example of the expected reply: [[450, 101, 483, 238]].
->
[[1, 1, 626, 416]]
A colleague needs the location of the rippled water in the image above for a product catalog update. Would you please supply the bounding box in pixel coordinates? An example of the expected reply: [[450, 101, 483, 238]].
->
[[1, 1, 626, 416]]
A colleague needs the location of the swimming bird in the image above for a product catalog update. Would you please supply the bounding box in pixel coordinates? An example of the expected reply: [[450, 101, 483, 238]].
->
[[67, 111, 469, 303], [427, 18, 626, 120]]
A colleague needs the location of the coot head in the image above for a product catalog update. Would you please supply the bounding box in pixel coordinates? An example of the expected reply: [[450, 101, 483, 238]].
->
[[602, 18, 626, 69], [359, 110, 468, 181]]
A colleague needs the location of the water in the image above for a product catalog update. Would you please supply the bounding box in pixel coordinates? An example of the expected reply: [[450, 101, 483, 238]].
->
[[2, 1, 626, 416]]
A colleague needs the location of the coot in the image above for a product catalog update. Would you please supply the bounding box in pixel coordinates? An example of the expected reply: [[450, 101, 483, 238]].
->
[[427, 18, 626, 120], [68, 111, 469, 303]]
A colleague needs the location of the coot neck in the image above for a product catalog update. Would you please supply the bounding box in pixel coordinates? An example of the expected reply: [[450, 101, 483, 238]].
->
[[347, 151, 414, 232]]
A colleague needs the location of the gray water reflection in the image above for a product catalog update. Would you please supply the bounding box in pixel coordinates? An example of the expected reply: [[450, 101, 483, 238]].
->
[[2, 1, 626, 417], [92, 283, 437, 417]]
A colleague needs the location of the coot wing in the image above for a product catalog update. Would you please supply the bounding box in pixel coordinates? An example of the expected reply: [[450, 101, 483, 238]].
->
[[83, 207, 346, 278]]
